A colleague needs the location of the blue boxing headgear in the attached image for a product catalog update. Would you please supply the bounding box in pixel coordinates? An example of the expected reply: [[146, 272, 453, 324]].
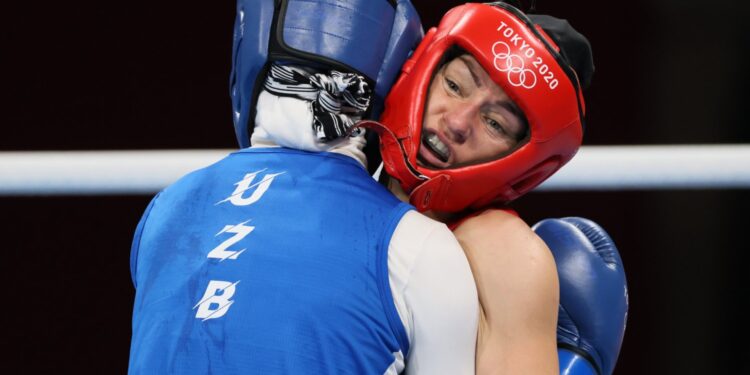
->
[[230, 0, 424, 149]]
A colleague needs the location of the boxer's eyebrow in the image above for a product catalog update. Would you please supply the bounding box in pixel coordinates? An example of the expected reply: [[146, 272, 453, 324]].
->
[[494, 100, 523, 119], [458, 56, 483, 88]]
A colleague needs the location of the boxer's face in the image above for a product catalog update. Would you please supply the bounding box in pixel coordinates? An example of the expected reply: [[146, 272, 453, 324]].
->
[[419, 54, 527, 169]]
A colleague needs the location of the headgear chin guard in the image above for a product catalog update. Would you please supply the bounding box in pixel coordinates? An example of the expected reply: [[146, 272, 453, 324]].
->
[[229, 0, 424, 149], [369, 2, 591, 213]]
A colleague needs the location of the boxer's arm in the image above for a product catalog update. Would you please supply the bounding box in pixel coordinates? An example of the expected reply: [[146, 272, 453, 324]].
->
[[454, 209, 559, 375], [389, 211, 479, 375]]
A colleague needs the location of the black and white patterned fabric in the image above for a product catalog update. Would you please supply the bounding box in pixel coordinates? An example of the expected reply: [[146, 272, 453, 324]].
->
[[263, 63, 372, 142]]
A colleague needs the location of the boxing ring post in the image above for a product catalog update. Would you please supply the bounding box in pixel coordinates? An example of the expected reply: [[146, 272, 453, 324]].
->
[[1, 145, 750, 195]]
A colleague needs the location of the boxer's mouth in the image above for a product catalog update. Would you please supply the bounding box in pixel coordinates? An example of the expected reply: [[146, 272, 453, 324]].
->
[[418, 131, 451, 168]]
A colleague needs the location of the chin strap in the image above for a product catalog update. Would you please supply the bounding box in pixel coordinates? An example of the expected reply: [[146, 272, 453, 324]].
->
[[356, 120, 453, 212], [409, 175, 451, 212]]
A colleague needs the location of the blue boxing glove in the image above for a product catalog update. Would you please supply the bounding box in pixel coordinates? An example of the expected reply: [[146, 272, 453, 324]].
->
[[532, 217, 628, 375]]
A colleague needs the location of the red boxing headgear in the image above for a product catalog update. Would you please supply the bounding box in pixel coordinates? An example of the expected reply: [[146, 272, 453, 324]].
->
[[365, 2, 587, 213]]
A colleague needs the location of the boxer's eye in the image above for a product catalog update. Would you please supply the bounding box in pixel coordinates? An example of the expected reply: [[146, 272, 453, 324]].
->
[[484, 116, 507, 136], [445, 77, 461, 95]]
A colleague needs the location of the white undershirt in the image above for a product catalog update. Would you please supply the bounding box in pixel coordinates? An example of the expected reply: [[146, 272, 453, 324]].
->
[[388, 211, 478, 374], [253, 91, 478, 374]]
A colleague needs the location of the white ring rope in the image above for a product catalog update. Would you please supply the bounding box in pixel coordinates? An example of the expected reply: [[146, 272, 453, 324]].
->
[[537, 145, 750, 191], [0, 150, 229, 195], [1, 145, 749, 195]]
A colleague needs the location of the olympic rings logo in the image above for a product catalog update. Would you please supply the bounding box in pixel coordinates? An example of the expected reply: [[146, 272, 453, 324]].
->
[[492, 41, 537, 89]]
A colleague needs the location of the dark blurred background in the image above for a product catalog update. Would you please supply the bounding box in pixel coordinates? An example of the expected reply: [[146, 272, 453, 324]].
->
[[2, 0, 749, 373]]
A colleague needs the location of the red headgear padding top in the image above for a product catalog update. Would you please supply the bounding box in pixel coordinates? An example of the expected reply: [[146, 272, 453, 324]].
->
[[364, 2, 586, 212]]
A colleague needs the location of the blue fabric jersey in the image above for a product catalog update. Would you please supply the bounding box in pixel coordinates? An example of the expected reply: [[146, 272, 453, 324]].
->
[[129, 148, 412, 374]]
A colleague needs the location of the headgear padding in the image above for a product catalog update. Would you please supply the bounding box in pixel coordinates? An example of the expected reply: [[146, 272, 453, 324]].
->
[[368, 2, 591, 212], [229, 0, 424, 149]]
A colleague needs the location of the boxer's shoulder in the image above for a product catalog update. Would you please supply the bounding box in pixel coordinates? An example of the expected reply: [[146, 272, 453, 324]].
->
[[454, 208, 558, 328], [456, 209, 559, 372], [454, 209, 552, 262]]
